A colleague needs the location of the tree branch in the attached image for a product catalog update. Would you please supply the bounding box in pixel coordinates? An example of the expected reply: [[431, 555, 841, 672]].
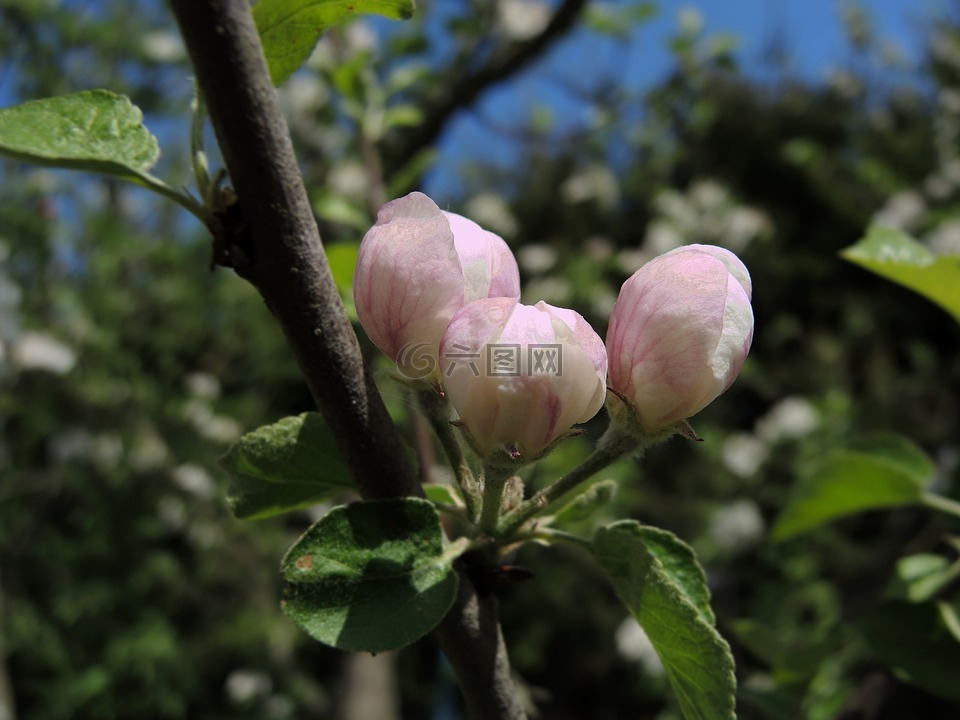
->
[[166, 2, 524, 718], [387, 0, 589, 173], [169, 0, 416, 501]]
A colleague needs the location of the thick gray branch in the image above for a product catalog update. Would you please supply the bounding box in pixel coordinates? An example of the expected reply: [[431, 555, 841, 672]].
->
[[166, 2, 524, 718], [169, 0, 417, 501]]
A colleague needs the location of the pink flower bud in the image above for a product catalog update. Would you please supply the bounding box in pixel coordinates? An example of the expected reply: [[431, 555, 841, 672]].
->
[[440, 298, 607, 459], [606, 244, 753, 433], [353, 192, 520, 377]]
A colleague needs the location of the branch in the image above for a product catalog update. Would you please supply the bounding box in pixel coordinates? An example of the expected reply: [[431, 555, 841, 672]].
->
[[387, 0, 590, 173], [168, 0, 416, 501], [166, 2, 524, 718]]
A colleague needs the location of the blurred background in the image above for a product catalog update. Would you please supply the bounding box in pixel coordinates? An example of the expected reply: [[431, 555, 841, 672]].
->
[[2, 0, 960, 718]]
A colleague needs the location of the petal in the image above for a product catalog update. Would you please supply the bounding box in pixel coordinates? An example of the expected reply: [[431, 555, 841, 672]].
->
[[354, 192, 464, 362], [444, 211, 521, 303]]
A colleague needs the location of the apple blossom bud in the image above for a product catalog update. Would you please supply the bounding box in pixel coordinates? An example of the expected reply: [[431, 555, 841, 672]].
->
[[440, 298, 607, 461], [353, 192, 520, 378], [606, 244, 753, 434]]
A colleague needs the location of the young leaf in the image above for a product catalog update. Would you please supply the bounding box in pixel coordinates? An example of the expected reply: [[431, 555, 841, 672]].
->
[[891, 554, 960, 603], [554, 479, 616, 526], [595, 521, 736, 720], [219, 413, 355, 520], [0, 90, 159, 181], [842, 226, 960, 323], [772, 434, 933, 540], [281, 498, 466, 652], [0, 91, 204, 219], [254, 0, 416, 86], [861, 600, 960, 703]]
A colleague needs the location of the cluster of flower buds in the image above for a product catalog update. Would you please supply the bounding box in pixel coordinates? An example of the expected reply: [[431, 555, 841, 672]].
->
[[353, 192, 754, 462]]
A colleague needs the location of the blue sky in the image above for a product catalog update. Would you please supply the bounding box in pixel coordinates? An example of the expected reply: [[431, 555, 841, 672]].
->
[[422, 0, 949, 199]]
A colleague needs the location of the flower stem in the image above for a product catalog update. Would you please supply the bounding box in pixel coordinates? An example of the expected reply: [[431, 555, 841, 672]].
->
[[416, 386, 481, 520], [480, 465, 513, 536], [499, 424, 642, 536]]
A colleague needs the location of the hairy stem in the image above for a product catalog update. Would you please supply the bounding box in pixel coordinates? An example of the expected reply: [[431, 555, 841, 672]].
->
[[417, 386, 480, 519], [500, 424, 641, 536]]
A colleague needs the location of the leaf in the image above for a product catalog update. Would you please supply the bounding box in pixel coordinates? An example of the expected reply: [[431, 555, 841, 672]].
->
[[772, 434, 933, 540], [254, 0, 416, 86], [0, 90, 159, 182], [554, 479, 616, 525], [595, 521, 736, 720], [891, 554, 960, 603], [861, 600, 960, 703], [842, 226, 960, 323], [219, 413, 354, 520], [423, 483, 463, 508], [281, 498, 466, 652]]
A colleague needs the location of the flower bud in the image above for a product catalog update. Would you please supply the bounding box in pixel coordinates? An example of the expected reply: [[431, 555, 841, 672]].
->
[[606, 244, 753, 434], [353, 192, 520, 378], [440, 298, 607, 460]]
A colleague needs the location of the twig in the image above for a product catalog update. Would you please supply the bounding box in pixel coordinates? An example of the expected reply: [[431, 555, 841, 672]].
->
[[386, 0, 590, 173]]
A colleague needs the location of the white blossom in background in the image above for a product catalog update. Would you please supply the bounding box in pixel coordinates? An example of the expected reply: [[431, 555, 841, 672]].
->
[[142, 31, 185, 62], [708, 499, 765, 552], [755, 396, 820, 444], [872, 191, 926, 232], [517, 244, 558, 274], [91, 434, 123, 469], [183, 399, 242, 443], [465, 192, 520, 238], [172, 463, 216, 499], [185, 372, 221, 399], [721, 433, 769, 478], [561, 164, 620, 208], [344, 20, 378, 54], [225, 670, 274, 705], [931, 446, 960, 493], [49, 428, 95, 463], [496, 0, 551, 41], [927, 220, 960, 255], [615, 619, 665, 676], [826, 68, 863, 99], [157, 496, 187, 532], [677, 6, 704, 35], [130, 428, 171, 473], [12, 331, 77, 374], [327, 161, 369, 202]]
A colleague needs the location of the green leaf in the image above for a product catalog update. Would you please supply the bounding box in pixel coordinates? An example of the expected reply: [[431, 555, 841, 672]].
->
[[891, 554, 960, 603], [772, 434, 933, 540], [861, 600, 960, 703], [254, 0, 416, 86], [219, 413, 354, 520], [0, 91, 205, 219], [423, 483, 463, 508], [0, 90, 159, 181], [554, 479, 616, 525], [842, 226, 960, 323], [281, 498, 465, 652], [595, 521, 736, 720]]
